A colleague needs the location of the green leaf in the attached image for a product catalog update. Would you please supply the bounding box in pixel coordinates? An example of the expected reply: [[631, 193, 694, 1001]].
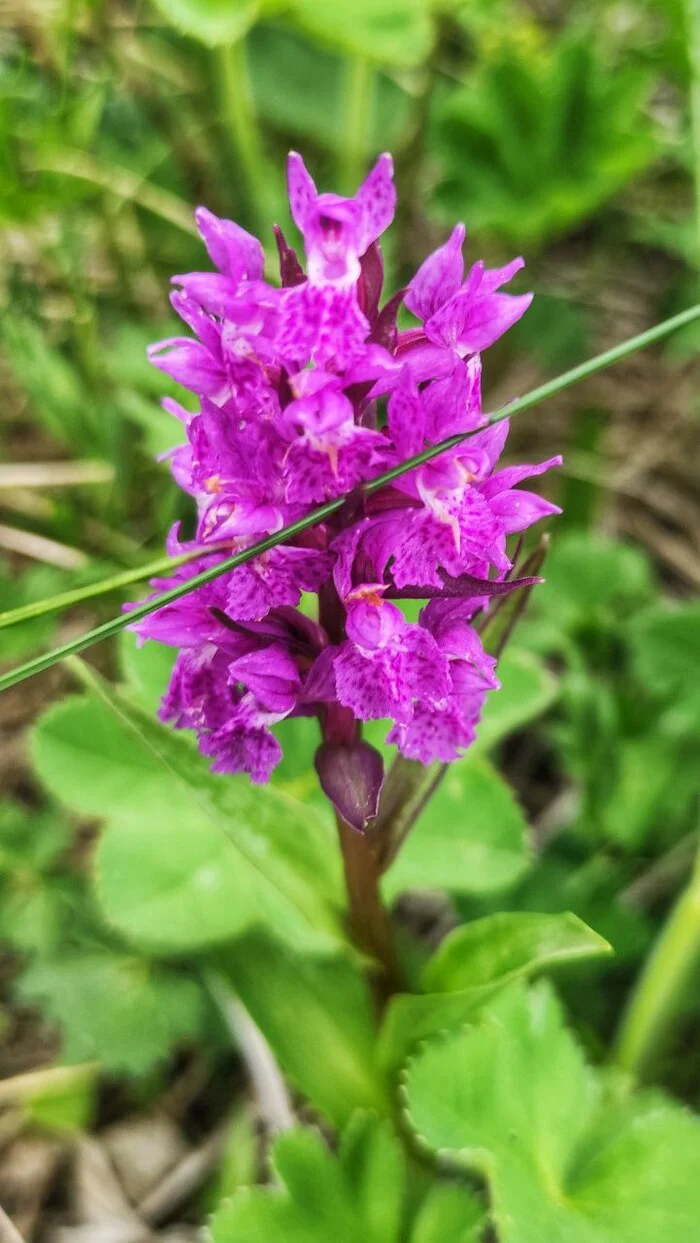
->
[[17, 950, 205, 1075], [31, 674, 344, 955], [118, 631, 176, 714], [150, 0, 259, 46], [422, 910, 611, 993], [212, 1115, 405, 1242], [630, 602, 700, 700], [291, 0, 433, 66], [433, 29, 655, 247], [410, 1183, 485, 1243], [378, 913, 609, 1072], [338, 1112, 405, 1243], [474, 648, 558, 753], [383, 759, 530, 902], [222, 929, 387, 1126], [534, 531, 652, 629], [404, 982, 700, 1242]]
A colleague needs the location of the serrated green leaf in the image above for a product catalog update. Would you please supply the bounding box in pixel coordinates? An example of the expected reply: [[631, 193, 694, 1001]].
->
[[404, 982, 700, 1242], [378, 913, 609, 1072], [211, 1114, 405, 1242], [31, 673, 344, 955], [433, 29, 655, 246], [409, 1182, 485, 1243], [221, 929, 387, 1126], [338, 1112, 405, 1243], [150, 0, 259, 46], [291, 0, 432, 66], [422, 910, 611, 993], [383, 759, 530, 902], [17, 950, 205, 1075]]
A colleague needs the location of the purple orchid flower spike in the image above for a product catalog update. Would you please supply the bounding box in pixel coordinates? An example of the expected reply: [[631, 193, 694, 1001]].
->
[[128, 152, 561, 788]]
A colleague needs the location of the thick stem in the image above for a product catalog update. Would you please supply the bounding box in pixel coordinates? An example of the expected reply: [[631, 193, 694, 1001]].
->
[[339, 56, 375, 193], [336, 813, 401, 994], [215, 41, 272, 232], [614, 845, 700, 1076]]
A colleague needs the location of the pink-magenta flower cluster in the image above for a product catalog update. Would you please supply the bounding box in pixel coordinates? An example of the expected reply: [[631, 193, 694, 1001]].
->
[[130, 153, 560, 819]]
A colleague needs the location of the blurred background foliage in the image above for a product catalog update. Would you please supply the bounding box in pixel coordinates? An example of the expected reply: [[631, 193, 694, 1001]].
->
[[1, 0, 700, 1235]]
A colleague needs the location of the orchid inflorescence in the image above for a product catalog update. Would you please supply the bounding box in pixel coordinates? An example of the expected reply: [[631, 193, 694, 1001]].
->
[[129, 153, 560, 824]]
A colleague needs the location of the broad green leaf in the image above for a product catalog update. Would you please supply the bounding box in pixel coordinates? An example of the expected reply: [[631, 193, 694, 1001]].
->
[[118, 631, 175, 714], [222, 930, 387, 1126], [249, 25, 412, 152], [212, 1115, 405, 1242], [422, 910, 611, 993], [150, 0, 259, 46], [378, 913, 609, 1072], [31, 677, 344, 955], [630, 602, 700, 700], [474, 648, 558, 753], [410, 1183, 485, 1243], [404, 982, 700, 1242], [383, 759, 530, 902], [17, 950, 205, 1075], [535, 531, 652, 627], [291, 0, 433, 67]]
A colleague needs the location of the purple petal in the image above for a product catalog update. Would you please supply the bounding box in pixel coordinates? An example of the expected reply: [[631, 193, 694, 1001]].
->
[[405, 224, 466, 323], [387, 369, 426, 457], [489, 489, 562, 534], [355, 153, 396, 253], [194, 206, 264, 282], [426, 290, 533, 355], [287, 151, 318, 231]]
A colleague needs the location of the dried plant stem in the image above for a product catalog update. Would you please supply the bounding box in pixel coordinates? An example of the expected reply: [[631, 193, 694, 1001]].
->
[[614, 835, 700, 1077]]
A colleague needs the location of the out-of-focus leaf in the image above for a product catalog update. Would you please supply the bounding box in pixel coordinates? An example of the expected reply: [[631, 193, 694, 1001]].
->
[[433, 28, 655, 246], [150, 0, 260, 46], [31, 675, 344, 955], [630, 602, 700, 701], [17, 950, 205, 1075], [404, 982, 700, 1242], [222, 929, 387, 1126], [409, 1183, 485, 1243], [474, 648, 558, 753], [383, 759, 530, 902], [212, 1115, 406, 1241], [291, 0, 433, 67]]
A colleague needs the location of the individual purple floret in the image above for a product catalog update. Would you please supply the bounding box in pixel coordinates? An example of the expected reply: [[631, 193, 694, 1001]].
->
[[129, 153, 561, 819]]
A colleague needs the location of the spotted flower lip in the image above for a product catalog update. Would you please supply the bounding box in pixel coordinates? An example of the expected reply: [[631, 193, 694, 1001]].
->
[[129, 152, 561, 804]]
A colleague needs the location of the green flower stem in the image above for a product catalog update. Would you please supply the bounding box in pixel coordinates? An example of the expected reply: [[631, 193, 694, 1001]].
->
[[2, 302, 700, 695], [339, 56, 375, 193], [216, 40, 272, 231], [614, 840, 700, 1076]]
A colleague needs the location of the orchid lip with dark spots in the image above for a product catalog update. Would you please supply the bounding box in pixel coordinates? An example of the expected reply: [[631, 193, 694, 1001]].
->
[[128, 152, 561, 795]]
